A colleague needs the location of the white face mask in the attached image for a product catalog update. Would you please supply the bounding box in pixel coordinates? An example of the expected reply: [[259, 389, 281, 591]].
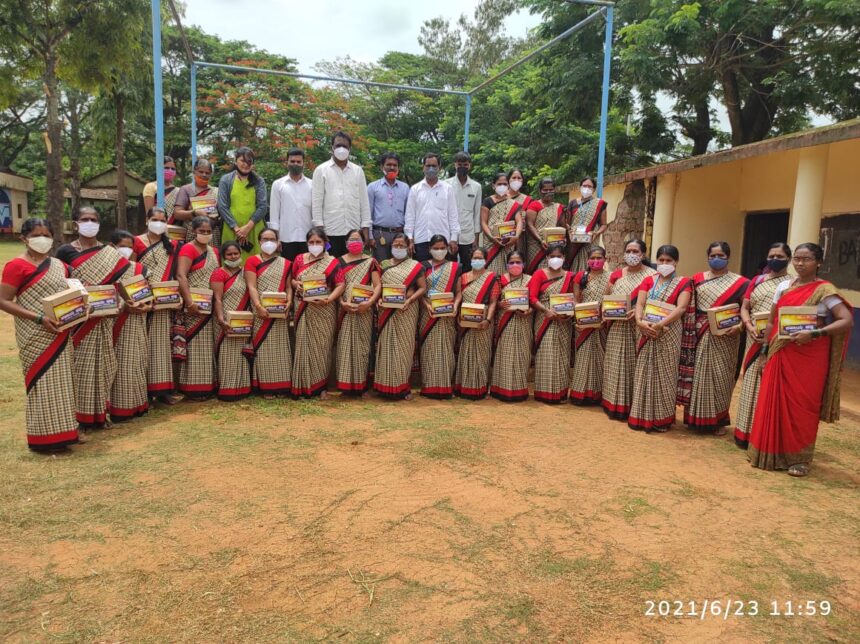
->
[[260, 240, 278, 256], [117, 246, 133, 260], [391, 247, 408, 260], [333, 146, 350, 161], [509, 180, 523, 192], [148, 220, 168, 235], [548, 257, 564, 270], [580, 186, 594, 199], [623, 252, 642, 267], [430, 248, 448, 261], [78, 221, 100, 238], [495, 185, 508, 197], [27, 236, 53, 255], [308, 243, 324, 257], [656, 263, 676, 277], [196, 233, 212, 245]]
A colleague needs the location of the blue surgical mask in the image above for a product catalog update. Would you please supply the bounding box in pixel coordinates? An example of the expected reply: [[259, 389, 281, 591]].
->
[[471, 259, 486, 271], [708, 257, 729, 271]]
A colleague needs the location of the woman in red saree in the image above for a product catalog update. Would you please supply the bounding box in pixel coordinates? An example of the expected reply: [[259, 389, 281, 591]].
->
[[569, 246, 610, 405], [0, 218, 78, 451], [212, 241, 250, 401], [566, 176, 607, 273], [525, 178, 566, 274], [490, 250, 532, 402], [481, 173, 522, 275], [57, 207, 130, 429], [749, 242, 853, 476]]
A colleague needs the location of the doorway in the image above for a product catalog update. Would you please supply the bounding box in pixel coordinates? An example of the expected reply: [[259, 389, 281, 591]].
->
[[741, 210, 789, 278]]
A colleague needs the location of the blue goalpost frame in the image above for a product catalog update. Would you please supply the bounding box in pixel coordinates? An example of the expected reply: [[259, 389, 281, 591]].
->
[[150, 0, 615, 205]]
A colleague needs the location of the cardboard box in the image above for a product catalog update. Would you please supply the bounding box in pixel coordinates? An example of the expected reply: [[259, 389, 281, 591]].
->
[[166, 224, 187, 241], [569, 225, 593, 244], [429, 292, 455, 317], [496, 221, 517, 240], [380, 285, 407, 308], [151, 281, 181, 310], [459, 302, 486, 328], [643, 299, 675, 324], [260, 291, 288, 318], [707, 303, 742, 335], [503, 287, 529, 311], [574, 301, 602, 327], [550, 293, 575, 316], [753, 312, 770, 336], [302, 277, 329, 302], [777, 306, 818, 339], [349, 284, 374, 305], [42, 288, 89, 331], [542, 227, 566, 245], [87, 285, 120, 317], [226, 310, 253, 337], [602, 294, 630, 321], [118, 273, 154, 305], [188, 287, 213, 315], [189, 194, 217, 217]]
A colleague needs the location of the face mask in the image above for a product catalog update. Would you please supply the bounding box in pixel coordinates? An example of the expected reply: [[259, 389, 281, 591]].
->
[[261, 241, 279, 256], [471, 259, 486, 271], [385, 170, 398, 181], [391, 247, 408, 260], [333, 146, 350, 161], [27, 236, 53, 255], [587, 258, 605, 271], [347, 240, 364, 254], [507, 263, 523, 276], [708, 257, 729, 271], [196, 233, 212, 245], [541, 192, 555, 201], [194, 174, 209, 188], [308, 243, 324, 257], [224, 258, 243, 268], [148, 220, 168, 235], [430, 248, 448, 261], [117, 246, 134, 260], [580, 186, 594, 199], [78, 221, 100, 238], [623, 252, 642, 267], [456, 166, 468, 178], [288, 164, 303, 176], [164, 168, 177, 183], [766, 257, 789, 273], [509, 180, 523, 192], [548, 257, 564, 271], [656, 263, 675, 277], [495, 185, 508, 197], [424, 167, 439, 180]]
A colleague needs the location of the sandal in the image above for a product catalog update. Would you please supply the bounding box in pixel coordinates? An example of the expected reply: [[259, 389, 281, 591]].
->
[[788, 464, 810, 477], [713, 427, 728, 436]]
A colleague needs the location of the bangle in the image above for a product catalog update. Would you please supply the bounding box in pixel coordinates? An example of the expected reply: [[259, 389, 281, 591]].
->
[[35, 312, 44, 325]]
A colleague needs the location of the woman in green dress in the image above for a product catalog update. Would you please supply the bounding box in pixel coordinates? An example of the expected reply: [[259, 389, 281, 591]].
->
[[217, 146, 268, 258]]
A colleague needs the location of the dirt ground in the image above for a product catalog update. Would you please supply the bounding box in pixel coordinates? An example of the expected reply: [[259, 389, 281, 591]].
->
[[0, 254, 858, 641]]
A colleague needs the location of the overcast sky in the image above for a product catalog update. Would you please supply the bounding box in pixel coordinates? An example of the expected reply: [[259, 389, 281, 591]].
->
[[183, 0, 542, 73]]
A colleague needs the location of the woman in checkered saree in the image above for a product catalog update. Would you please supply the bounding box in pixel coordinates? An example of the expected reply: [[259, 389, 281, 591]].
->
[[480, 173, 523, 275], [681, 242, 750, 434], [628, 245, 693, 432], [601, 240, 655, 420], [506, 169, 535, 261], [246, 229, 294, 397], [212, 241, 250, 402], [133, 207, 181, 404], [176, 217, 220, 400], [335, 230, 381, 396], [419, 235, 461, 399], [570, 246, 610, 405], [0, 218, 79, 451], [57, 207, 130, 429], [108, 231, 152, 421], [291, 228, 345, 399], [529, 245, 575, 403], [525, 178, 566, 274], [734, 243, 791, 448], [454, 247, 500, 399], [374, 234, 426, 400], [490, 249, 533, 402]]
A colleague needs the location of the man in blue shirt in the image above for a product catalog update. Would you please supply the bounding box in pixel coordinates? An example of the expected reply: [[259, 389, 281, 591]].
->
[[367, 152, 409, 261]]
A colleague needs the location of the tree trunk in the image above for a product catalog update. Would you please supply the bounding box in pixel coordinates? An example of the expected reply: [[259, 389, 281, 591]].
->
[[43, 51, 65, 243], [115, 92, 128, 229], [65, 91, 83, 218]]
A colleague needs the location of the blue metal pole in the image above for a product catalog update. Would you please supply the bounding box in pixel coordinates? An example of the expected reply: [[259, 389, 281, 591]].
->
[[190, 63, 197, 167], [151, 0, 165, 206], [596, 6, 613, 198], [463, 94, 472, 152]]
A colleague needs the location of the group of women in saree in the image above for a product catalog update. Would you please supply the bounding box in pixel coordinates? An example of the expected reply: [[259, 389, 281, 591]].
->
[[1, 210, 853, 478]]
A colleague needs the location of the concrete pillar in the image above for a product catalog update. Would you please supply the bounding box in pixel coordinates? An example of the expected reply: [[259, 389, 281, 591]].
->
[[650, 173, 677, 259], [787, 146, 829, 249]]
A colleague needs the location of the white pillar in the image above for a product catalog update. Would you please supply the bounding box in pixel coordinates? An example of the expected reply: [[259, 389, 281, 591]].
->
[[651, 173, 677, 259], [788, 146, 829, 250]]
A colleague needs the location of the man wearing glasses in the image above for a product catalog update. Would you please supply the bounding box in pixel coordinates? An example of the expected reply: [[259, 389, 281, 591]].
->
[[366, 152, 409, 261]]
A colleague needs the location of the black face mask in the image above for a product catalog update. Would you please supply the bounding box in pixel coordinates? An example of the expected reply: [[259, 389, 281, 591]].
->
[[288, 164, 303, 176], [766, 258, 789, 273], [456, 166, 469, 178]]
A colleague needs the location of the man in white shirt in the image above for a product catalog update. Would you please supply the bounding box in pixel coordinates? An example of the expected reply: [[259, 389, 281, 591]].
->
[[311, 131, 371, 257], [269, 148, 312, 260], [404, 153, 459, 262], [444, 150, 482, 271]]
